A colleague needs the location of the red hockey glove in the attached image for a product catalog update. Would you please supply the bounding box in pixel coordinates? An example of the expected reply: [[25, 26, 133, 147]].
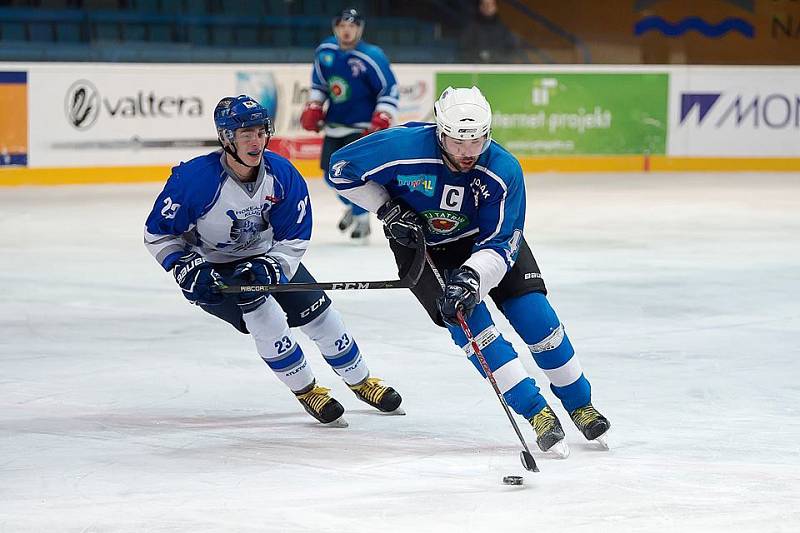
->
[[300, 101, 325, 132], [365, 111, 392, 134]]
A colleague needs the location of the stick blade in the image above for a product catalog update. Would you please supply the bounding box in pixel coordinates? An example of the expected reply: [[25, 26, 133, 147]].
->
[[520, 450, 539, 472]]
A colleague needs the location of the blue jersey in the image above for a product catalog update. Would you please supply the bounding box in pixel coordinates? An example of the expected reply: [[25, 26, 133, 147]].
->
[[144, 150, 312, 278], [310, 37, 398, 137], [329, 124, 526, 273]]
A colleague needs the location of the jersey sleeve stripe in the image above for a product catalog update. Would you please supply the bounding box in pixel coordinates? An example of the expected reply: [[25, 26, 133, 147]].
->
[[362, 158, 443, 180]]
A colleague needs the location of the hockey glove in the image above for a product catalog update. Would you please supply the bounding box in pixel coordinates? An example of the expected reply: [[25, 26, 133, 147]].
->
[[230, 256, 284, 310], [172, 252, 225, 305], [364, 111, 392, 135], [437, 266, 481, 325], [300, 101, 325, 132], [377, 199, 424, 248]]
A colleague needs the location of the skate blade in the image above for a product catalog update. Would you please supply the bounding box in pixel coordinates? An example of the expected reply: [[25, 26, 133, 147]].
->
[[322, 417, 349, 428], [592, 431, 610, 450], [547, 440, 570, 459], [384, 407, 406, 416]]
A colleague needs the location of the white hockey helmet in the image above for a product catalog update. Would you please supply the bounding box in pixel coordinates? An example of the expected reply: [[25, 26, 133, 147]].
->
[[434, 86, 492, 155]]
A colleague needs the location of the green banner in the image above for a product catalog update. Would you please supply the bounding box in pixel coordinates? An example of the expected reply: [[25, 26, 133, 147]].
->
[[436, 72, 667, 156]]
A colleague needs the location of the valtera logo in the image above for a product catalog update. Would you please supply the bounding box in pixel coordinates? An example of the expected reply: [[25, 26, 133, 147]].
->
[[681, 91, 800, 129], [65, 80, 100, 130], [64, 79, 203, 130]]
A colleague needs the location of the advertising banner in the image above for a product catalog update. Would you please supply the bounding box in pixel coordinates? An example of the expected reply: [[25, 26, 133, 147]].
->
[[28, 64, 304, 167], [0, 71, 27, 166], [436, 72, 668, 156], [669, 68, 800, 157], [24, 63, 434, 168]]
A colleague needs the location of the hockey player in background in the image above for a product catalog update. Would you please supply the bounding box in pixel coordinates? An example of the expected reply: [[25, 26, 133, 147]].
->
[[144, 95, 402, 426], [328, 87, 610, 456], [300, 7, 398, 242]]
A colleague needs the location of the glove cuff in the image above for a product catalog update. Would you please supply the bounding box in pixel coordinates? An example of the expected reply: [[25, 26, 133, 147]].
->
[[376, 200, 398, 221]]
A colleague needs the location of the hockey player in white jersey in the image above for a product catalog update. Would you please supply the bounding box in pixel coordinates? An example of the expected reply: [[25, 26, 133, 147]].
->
[[329, 87, 610, 455], [144, 94, 402, 425]]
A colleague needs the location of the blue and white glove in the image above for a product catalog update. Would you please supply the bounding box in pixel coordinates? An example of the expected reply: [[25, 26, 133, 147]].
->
[[172, 252, 224, 305], [230, 256, 284, 310], [437, 266, 481, 325]]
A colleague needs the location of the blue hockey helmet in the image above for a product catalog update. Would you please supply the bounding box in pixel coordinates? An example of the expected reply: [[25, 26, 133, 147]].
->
[[214, 95, 274, 147], [333, 8, 364, 26]]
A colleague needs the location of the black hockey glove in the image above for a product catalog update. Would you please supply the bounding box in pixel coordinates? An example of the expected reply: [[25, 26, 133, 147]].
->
[[377, 199, 424, 247], [172, 252, 225, 305], [437, 266, 481, 325], [230, 255, 284, 309]]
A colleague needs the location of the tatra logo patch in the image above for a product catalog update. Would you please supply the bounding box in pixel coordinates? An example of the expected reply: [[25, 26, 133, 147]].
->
[[440, 185, 464, 211], [421, 210, 469, 235], [397, 174, 437, 197]]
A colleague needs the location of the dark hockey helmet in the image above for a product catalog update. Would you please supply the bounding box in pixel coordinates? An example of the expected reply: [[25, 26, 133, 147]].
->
[[213, 95, 274, 147], [333, 8, 364, 26]]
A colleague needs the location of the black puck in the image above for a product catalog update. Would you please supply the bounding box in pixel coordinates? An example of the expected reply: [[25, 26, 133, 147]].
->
[[502, 475, 523, 485]]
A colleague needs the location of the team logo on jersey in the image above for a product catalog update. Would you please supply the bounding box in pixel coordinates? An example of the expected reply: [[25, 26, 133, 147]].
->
[[421, 210, 470, 235], [440, 185, 464, 211], [331, 160, 348, 177], [320, 52, 335, 67], [218, 207, 266, 250], [397, 174, 436, 197], [347, 58, 367, 77], [328, 76, 350, 103]]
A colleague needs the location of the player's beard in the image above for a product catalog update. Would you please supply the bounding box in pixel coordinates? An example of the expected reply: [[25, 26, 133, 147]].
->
[[442, 150, 478, 173], [453, 156, 477, 172]]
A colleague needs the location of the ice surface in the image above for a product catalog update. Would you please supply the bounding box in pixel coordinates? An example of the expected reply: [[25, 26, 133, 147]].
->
[[1, 173, 799, 532]]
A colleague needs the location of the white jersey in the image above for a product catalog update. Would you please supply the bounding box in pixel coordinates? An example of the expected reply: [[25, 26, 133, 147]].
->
[[144, 150, 312, 277]]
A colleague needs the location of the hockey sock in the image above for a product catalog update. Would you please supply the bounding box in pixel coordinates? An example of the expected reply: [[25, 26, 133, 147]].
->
[[298, 307, 369, 386], [448, 303, 547, 419], [502, 292, 591, 412], [243, 296, 314, 392]]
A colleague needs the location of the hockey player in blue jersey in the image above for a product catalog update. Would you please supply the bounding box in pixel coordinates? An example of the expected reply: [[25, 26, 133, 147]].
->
[[300, 7, 398, 242], [329, 87, 610, 456], [144, 94, 402, 426]]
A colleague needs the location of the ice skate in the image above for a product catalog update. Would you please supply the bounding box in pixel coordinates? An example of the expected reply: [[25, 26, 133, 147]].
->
[[569, 403, 610, 449], [337, 208, 354, 232], [295, 383, 347, 427], [349, 213, 371, 243], [529, 405, 569, 458], [349, 377, 404, 414]]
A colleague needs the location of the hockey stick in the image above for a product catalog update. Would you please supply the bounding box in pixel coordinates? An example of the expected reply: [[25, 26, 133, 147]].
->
[[425, 252, 539, 473], [217, 228, 426, 294]]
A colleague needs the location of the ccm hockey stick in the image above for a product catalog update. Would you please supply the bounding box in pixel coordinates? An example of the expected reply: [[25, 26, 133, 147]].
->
[[426, 252, 539, 473], [217, 228, 426, 294]]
